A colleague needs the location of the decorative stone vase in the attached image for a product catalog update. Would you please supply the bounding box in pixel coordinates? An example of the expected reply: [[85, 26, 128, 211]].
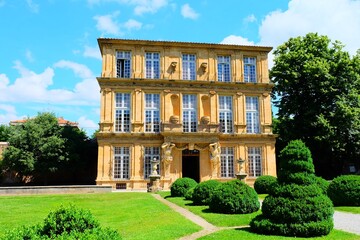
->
[[201, 116, 210, 125], [170, 115, 179, 124]]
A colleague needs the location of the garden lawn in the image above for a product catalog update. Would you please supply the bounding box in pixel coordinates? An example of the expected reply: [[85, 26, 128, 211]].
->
[[334, 207, 360, 214], [158, 191, 260, 227], [0, 192, 201, 240], [199, 228, 360, 240]]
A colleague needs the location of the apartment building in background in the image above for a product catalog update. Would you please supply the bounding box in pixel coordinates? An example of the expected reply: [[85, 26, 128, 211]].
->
[[96, 38, 276, 190]]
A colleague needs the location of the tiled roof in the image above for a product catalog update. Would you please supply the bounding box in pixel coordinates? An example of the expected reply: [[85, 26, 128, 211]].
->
[[10, 117, 78, 127]]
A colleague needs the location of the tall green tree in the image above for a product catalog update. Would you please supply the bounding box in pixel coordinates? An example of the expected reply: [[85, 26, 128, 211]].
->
[[271, 33, 360, 178], [2, 113, 67, 183], [0, 124, 11, 142]]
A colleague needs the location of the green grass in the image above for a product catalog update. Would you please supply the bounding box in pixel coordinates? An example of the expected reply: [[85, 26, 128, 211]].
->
[[199, 228, 360, 240], [334, 206, 360, 214], [158, 191, 260, 227], [0, 192, 201, 240]]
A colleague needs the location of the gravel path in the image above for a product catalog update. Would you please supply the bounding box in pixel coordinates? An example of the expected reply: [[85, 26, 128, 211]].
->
[[333, 211, 360, 235], [152, 194, 360, 239]]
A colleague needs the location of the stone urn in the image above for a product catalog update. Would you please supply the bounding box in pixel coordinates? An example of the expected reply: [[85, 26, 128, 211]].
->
[[170, 115, 179, 124], [201, 116, 210, 125]]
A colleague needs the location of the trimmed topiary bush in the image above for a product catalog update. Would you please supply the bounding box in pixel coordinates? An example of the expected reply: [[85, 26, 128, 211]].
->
[[254, 175, 277, 194], [170, 177, 198, 197], [192, 180, 221, 205], [184, 186, 195, 200], [209, 179, 259, 214], [250, 140, 334, 237], [2, 205, 122, 240], [314, 176, 330, 195], [328, 175, 360, 206]]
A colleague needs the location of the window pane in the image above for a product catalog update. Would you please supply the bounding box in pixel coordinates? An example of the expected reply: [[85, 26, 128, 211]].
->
[[116, 51, 131, 78], [218, 56, 231, 82], [114, 147, 130, 179], [145, 94, 160, 132], [221, 147, 234, 178], [182, 54, 196, 80], [248, 147, 262, 177], [219, 96, 233, 133], [244, 57, 256, 83], [146, 52, 160, 79], [115, 93, 131, 132], [144, 147, 160, 179], [246, 97, 259, 133], [183, 94, 197, 132]]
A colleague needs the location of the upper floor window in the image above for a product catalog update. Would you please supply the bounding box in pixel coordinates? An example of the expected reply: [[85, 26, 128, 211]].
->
[[145, 94, 160, 132], [115, 93, 131, 132], [244, 57, 256, 83], [219, 96, 233, 133], [144, 147, 160, 179], [114, 146, 130, 179], [248, 147, 262, 177], [182, 54, 196, 80], [116, 51, 131, 78], [217, 56, 231, 82], [183, 94, 197, 132], [246, 96, 260, 133], [146, 52, 160, 79], [221, 147, 234, 178]]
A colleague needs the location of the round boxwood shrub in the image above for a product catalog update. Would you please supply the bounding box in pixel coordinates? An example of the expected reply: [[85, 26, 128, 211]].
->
[[184, 186, 195, 200], [3, 205, 121, 240], [328, 175, 360, 206], [170, 177, 198, 197], [250, 140, 334, 237], [209, 179, 259, 214], [254, 175, 277, 194], [192, 180, 221, 205]]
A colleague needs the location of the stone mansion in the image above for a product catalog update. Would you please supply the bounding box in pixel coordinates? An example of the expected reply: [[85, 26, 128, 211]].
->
[[96, 38, 277, 190]]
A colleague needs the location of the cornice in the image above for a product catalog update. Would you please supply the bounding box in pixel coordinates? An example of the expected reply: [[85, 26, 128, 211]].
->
[[97, 78, 274, 92]]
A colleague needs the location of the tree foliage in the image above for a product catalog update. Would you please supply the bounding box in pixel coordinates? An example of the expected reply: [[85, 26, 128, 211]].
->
[[271, 33, 360, 178], [1, 112, 96, 184], [0, 124, 11, 142]]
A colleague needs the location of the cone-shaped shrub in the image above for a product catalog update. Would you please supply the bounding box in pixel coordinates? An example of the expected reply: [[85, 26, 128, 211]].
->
[[250, 140, 334, 237], [209, 179, 259, 214]]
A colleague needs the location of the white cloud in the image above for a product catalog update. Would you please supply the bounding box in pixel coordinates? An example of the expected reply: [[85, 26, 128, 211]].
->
[[54, 60, 94, 79], [259, 0, 360, 55], [220, 35, 255, 46], [0, 61, 99, 106], [83, 46, 101, 60], [244, 14, 257, 24], [25, 49, 34, 62], [124, 19, 142, 30], [78, 116, 98, 130], [181, 3, 199, 20], [132, 0, 169, 15], [93, 11, 121, 35], [0, 104, 25, 125], [26, 0, 39, 13]]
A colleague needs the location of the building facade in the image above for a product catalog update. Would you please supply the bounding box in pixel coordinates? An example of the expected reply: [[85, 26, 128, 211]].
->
[[96, 38, 277, 190]]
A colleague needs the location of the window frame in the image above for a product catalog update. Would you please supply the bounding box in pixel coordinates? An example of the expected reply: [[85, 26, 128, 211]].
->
[[145, 52, 160, 79], [113, 146, 130, 180], [248, 147, 262, 177], [182, 94, 197, 132], [115, 93, 131, 132], [116, 51, 131, 78], [144, 93, 160, 133], [219, 95, 233, 133], [182, 54, 196, 80], [220, 147, 234, 178], [246, 96, 260, 134], [243, 56, 257, 83], [217, 55, 231, 82]]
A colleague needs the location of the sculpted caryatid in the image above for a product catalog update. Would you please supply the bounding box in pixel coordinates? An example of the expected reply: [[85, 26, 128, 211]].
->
[[209, 142, 221, 165], [162, 142, 175, 177]]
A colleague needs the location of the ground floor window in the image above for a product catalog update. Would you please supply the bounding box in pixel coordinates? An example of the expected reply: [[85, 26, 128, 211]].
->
[[221, 147, 234, 178], [248, 147, 262, 177], [114, 147, 130, 179], [144, 147, 161, 179]]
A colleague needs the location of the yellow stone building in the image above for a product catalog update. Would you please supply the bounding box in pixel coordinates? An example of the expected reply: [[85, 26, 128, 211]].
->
[[96, 38, 276, 190]]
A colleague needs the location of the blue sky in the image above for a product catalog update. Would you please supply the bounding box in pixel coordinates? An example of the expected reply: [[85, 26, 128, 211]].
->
[[0, 0, 359, 136]]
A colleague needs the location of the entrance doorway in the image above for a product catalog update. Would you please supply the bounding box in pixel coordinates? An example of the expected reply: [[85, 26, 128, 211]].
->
[[182, 149, 200, 182]]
